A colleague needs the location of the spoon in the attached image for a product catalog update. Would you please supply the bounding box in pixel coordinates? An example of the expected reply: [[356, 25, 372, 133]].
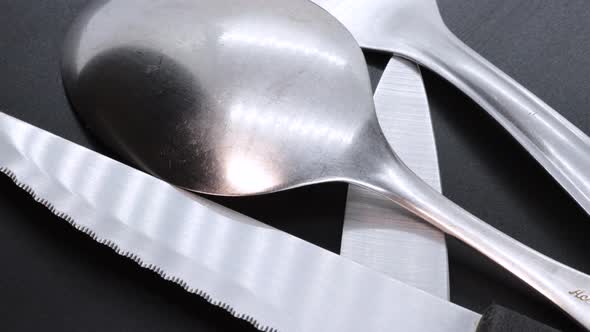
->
[[61, 0, 590, 328]]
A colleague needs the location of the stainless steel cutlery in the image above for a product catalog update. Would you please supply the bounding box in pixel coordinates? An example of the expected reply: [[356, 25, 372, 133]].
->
[[341, 57, 449, 299], [60, 0, 590, 327], [0, 112, 550, 332], [0, 0, 588, 330], [315, 0, 590, 216]]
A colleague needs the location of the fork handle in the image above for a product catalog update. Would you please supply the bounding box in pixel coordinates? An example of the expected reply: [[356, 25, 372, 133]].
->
[[363, 158, 590, 329], [397, 25, 590, 215]]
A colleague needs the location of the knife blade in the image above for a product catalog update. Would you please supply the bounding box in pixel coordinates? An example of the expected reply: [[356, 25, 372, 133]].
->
[[341, 56, 449, 299], [0, 111, 543, 332]]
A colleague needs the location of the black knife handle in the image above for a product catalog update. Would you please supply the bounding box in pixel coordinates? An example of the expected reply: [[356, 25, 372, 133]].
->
[[476, 305, 560, 332]]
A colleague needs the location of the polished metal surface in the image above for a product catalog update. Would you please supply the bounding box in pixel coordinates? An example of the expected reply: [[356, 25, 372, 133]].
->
[[341, 57, 449, 299], [62, 0, 373, 195], [313, 0, 590, 217], [0, 112, 483, 332], [61, 0, 590, 327]]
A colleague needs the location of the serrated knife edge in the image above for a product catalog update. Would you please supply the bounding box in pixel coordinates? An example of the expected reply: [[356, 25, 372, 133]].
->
[[0, 116, 290, 331], [0, 166, 283, 332], [0, 112, 481, 332]]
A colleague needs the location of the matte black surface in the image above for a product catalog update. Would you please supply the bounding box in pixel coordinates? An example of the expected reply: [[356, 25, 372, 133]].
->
[[0, 1, 589, 331], [476, 305, 560, 332]]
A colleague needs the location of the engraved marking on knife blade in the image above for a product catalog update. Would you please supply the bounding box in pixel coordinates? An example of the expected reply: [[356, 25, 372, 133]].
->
[[569, 289, 590, 303], [0, 166, 280, 332]]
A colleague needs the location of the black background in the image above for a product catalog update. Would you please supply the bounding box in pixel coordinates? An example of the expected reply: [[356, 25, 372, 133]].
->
[[1, 1, 590, 331]]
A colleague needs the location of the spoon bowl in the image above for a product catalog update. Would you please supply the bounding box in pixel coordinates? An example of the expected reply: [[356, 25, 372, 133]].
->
[[61, 0, 381, 195], [62, 0, 590, 328]]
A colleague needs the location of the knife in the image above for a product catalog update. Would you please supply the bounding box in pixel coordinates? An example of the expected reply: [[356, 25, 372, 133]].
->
[[0, 112, 558, 331], [341, 56, 449, 299]]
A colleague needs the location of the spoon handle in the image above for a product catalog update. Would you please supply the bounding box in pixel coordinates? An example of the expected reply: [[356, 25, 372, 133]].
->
[[365, 162, 590, 329], [396, 24, 590, 216]]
